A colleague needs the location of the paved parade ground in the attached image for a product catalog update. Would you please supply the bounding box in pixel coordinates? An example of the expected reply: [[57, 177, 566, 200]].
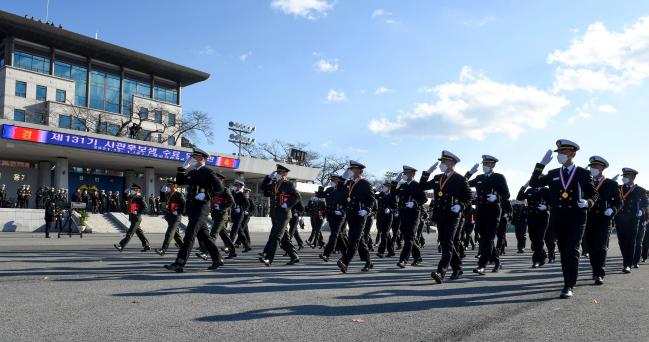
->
[[1, 232, 648, 342]]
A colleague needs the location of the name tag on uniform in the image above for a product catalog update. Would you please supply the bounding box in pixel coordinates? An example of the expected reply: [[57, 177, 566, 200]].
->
[[435, 181, 439, 183], [552, 177, 559, 181], [477, 181, 482, 184]]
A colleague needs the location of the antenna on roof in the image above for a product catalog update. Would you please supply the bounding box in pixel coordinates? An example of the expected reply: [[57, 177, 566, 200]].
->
[[95, 30, 99, 39], [45, 0, 50, 22]]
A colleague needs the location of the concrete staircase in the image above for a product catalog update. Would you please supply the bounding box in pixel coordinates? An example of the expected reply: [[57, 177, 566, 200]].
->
[[84, 213, 125, 234]]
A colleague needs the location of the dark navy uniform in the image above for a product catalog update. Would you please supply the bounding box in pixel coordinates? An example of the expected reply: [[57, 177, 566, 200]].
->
[[376, 185, 398, 257], [397, 167, 428, 267], [116, 186, 150, 251], [517, 186, 551, 266], [158, 186, 185, 253], [289, 201, 305, 249], [306, 195, 326, 248], [512, 202, 528, 252], [230, 186, 250, 250], [615, 169, 648, 270], [207, 174, 236, 256], [318, 176, 349, 261]]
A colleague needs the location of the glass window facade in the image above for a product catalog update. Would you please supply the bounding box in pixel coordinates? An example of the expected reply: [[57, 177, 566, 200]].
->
[[0, 48, 5, 67], [154, 110, 162, 123], [138, 129, 151, 141], [54, 61, 87, 106], [14, 109, 26, 122], [27, 112, 45, 125], [15, 81, 27, 97], [56, 89, 66, 103], [36, 85, 47, 101], [14, 50, 50, 74], [168, 113, 176, 126], [167, 136, 175, 146], [98, 122, 120, 136], [139, 107, 148, 120], [73, 118, 87, 131], [90, 70, 120, 113], [58, 115, 72, 129], [123, 78, 151, 115], [154, 83, 178, 104]]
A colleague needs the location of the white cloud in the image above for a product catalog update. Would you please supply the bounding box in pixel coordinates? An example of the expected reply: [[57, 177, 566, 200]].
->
[[314, 58, 339, 72], [598, 104, 617, 113], [271, 0, 333, 20], [239, 52, 251, 61], [374, 86, 394, 95], [326, 89, 347, 103], [372, 9, 391, 18], [194, 45, 217, 56], [369, 67, 568, 140], [549, 17, 649, 93]]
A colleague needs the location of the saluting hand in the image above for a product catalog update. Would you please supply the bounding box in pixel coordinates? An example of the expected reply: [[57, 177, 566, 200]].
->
[[426, 162, 440, 174], [540, 149, 553, 166], [468, 163, 479, 176]]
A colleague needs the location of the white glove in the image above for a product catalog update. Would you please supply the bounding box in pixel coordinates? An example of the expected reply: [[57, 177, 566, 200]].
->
[[244, 211, 249, 215], [611, 174, 620, 182], [486, 194, 497, 202], [426, 162, 439, 174], [172, 210, 178, 215], [273, 173, 282, 181], [195, 193, 206, 201], [335, 210, 343, 216], [281, 203, 288, 209], [268, 171, 277, 179], [234, 208, 241, 213], [133, 210, 138, 215], [450, 204, 461, 213], [503, 213, 509, 219], [577, 199, 588, 209], [537, 204, 547, 211], [637, 210, 644, 217], [394, 212, 400, 218], [523, 181, 530, 188], [394, 172, 404, 184], [358, 209, 368, 217], [342, 169, 353, 180], [468, 163, 479, 175], [405, 201, 415, 208], [604, 208, 613, 216], [384, 208, 391, 214], [293, 212, 298, 217], [540, 149, 553, 165], [182, 157, 197, 169], [215, 204, 221, 210]]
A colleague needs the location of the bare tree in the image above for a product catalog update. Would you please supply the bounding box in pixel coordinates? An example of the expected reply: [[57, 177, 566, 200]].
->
[[316, 155, 349, 185]]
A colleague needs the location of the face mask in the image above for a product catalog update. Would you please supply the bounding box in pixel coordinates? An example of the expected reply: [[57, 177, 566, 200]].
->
[[439, 163, 448, 173], [590, 168, 600, 177], [482, 166, 492, 174], [557, 154, 569, 165], [622, 177, 631, 185]]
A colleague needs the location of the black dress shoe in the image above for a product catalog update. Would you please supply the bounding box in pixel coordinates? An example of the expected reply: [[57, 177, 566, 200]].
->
[[155, 248, 166, 256], [258, 257, 271, 267], [114, 244, 123, 252], [532, 263, 539, 268], [411, 257, 422, 266], [473, 267, 486, 275], [208, 259, 225, 270], [623, 266, 632, 273], [449, 269, 463, 280], [141, 246, 151, 252], [517, 249, 524, 254], [225, 252, 237, 259], [431, 271, 443, 284], [397, 260, 406, 268], [386, 252, 396, 258], [595, 276, 604, 285], [195, 252, 208, 261], [337, 259, 348, 274], [559, 287, 573, 299], [318, 254, 329, 262], [242, 247, 251, 253], [492, 262, 502, 273], [376, 253, 384, 258], [297, 245, 304, 251], [164, 263, 184, 273], [286, 258, 300, 265], [361, 262, 374, 272], [633, 264, 639, 269]]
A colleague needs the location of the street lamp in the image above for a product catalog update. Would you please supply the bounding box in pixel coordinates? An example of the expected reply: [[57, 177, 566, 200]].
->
[[228, 121, 256, 156]]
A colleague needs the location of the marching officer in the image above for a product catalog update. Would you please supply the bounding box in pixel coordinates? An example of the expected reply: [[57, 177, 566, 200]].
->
[[288, 197, 305, 250], [259, 164, 302, 266], [396, 165, 428, 268], [420, 151, 472, 283], [206, 173, 237, 258], [337, 161, 375, 273], [528, 139, 598, 299], [517, 181, 552, 268], [155, 179, 186, 256], [376, 180, 398, 258], [229, 179, 250, 251], [164, 147, 226, 272], [305, 194, 326, 248], [0, 184, 6, 207], [615, 168, 648, 273], [318, 174, 349, 262], [583, 156, 622, 285], [512, 200, 528, 253], [466, 155, 510, 275], [114, 184, 151, 252], [44, 188, 61, 238]]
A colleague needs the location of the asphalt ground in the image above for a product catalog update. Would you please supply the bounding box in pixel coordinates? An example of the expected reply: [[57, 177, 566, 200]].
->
[[1, 231, 648, 342]]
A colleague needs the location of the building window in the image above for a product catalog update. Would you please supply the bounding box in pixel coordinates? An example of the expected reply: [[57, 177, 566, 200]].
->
[[97, 122, 120, 136], [27, 112, 45, 125], [14, 109, 26, 122], [122, 78, 151, 115], [73, 118, 87, 131], [90, 69, 120, 114], [56, 89, 66, 103], [154, 110, 162, 123], [14, 50, 51, 74], [15, 81, 27, 97], [0, 47, 5, 67], [157, 134, 163, 143], [36, 85, 47, 101], [154, 83, 178, 104], [54, 61, 87, 106], [167, 136, 176, 146], [58, 115, 72, 129], [137, 129, 151, 141], [139, 107, 148, 120], [168, 113, 176, 126]]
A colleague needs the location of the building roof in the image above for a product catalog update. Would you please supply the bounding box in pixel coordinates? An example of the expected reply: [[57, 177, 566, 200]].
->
[[0, 10, 210, 86]]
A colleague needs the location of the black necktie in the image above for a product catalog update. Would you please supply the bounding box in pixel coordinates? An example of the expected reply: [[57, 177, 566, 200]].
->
[[563, 167, 570, 179]]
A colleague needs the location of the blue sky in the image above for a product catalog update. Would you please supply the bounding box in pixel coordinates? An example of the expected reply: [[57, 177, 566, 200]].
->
[[6, 0, 649, 187]]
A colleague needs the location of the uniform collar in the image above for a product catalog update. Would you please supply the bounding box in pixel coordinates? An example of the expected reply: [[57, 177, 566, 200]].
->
[[562, 164, 575, 173]]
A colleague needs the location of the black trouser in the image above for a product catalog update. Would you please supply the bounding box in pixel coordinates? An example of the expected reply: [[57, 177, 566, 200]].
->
[[342, 212, 370, 265], [229, 211, 248, 248], [241, 214, 251, 246], [514, 223, 527, 250], [634, 222, 646, 266], [527, 212, 549, 264], [476, 207, 501, 268], [462, 220, 475, 248], [616, 215, 639, 268], [210, 210, 236, 252], [551, 209, 587, 288], [119, 216, 149, 248], [545, 222, 557, 259], [643, 224, 649, 261], [308, 216, 324, 246], [376, 212, 394, 255], [161, 214, 183, 250], [45, 219, 53, 236], [289, 216, 303, 247], [175, 202, 220, 266], [390, 216, 402, 251], [265, 207, 297, 263], [584, 214, 612, 278], [323, 213, 346, 257], [363, 215, 374, 248], [399, 208, 421, 262], [435, 211, 462, 274], [496, 215, 508, 254]]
